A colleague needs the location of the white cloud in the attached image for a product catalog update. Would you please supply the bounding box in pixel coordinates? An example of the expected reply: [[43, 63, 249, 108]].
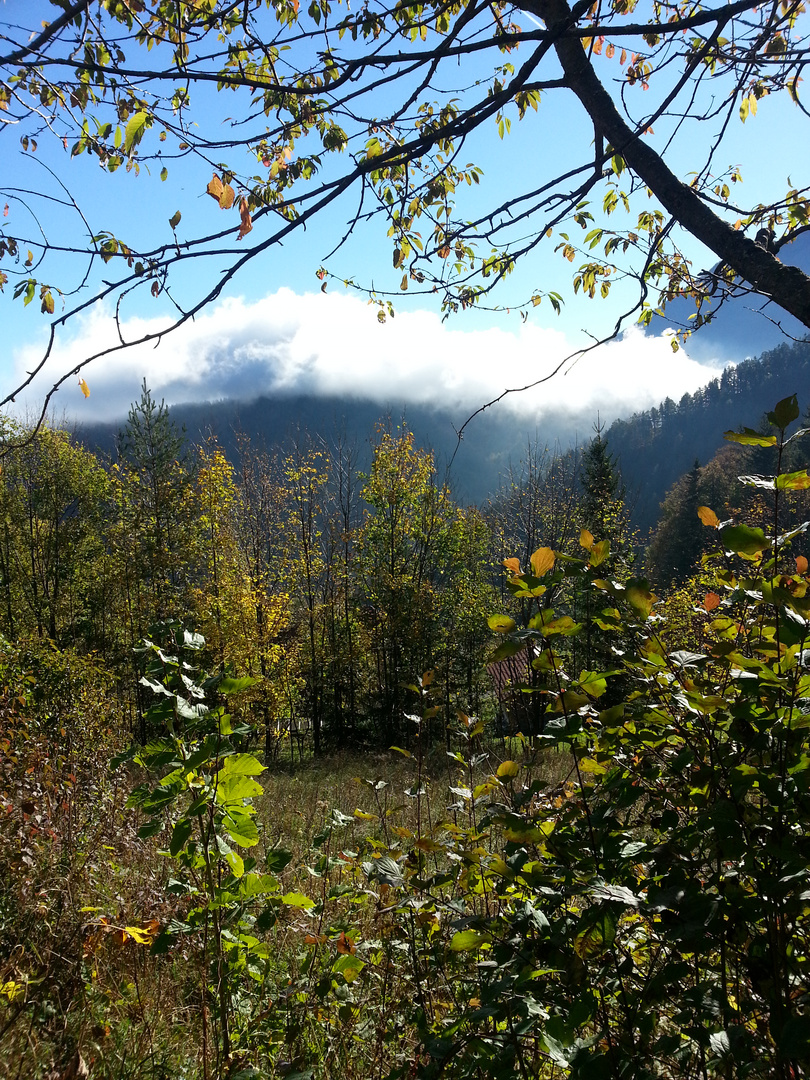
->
[[8, 287, 724, 428]]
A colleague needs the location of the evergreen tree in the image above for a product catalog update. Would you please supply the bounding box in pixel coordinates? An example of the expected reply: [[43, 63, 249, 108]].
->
[[115, 381, 194, 631], [646, 460, 706, 587], [580, 421, 627, 551], [574, 423, 634, 683]]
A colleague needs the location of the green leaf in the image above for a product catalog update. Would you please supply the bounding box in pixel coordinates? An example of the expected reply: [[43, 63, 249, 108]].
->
[[265, 848, 293, 872], [497, 760, 520, 778], [239, 873, 278, 898], [449, 930, 487, 952], [220, 753, 265, 776], [226, 849, 245, 878], [123, 110, 150, 153], [169, 817, 193, 856], [223, 811, 259, 848], [489, 640, 524, 662], [574, 906, 617, 959], [216, 773, 263, 804], [767, 394, 800, 429], [281, 891, 316, 909], [590, 539, 610, 567], [333, 953, 365, 981], [138, 819, 165, 839], [719, 523, 769, 555], [218, 676, 258, 694]]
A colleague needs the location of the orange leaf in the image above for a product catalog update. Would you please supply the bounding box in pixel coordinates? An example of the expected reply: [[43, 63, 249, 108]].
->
[[335, 932, 355, 954], [606, 42, 615, 58], [237, 197, 253, 240], [704, 592, 721, 612], [620, 48, 627, 65], [796, 555, 808, 574], [592, 35, 603, 54], [218, 183, 235, 210], [530, 546, 555, 577], [697, 506, 719, 527], [206, 174, 224, 201], [2, 204, 7, 217], [502, 557, 521, 576]]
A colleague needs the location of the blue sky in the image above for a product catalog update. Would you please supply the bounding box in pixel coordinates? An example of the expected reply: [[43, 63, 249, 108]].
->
[[2, 0, 809, 429]]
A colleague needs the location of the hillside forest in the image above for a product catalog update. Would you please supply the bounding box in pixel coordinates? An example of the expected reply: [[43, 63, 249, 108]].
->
[[3, 371, 810, 1079]]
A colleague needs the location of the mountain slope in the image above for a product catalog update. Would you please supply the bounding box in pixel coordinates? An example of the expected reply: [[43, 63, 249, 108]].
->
[[607, 338, 810, 532]]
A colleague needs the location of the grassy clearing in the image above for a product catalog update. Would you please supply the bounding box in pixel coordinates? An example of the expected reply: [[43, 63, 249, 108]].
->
[[1, 722, 571, 1080]]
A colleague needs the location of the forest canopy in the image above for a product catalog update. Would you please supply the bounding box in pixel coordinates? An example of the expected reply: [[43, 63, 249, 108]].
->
[[1, 0, 810, 419]]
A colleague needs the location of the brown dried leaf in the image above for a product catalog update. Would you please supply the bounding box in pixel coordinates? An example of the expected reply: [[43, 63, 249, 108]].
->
[[237, 197, 253, 240]]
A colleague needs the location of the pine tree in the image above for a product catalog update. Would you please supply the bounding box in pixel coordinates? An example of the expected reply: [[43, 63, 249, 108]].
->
[[115, 380, 193, 631]]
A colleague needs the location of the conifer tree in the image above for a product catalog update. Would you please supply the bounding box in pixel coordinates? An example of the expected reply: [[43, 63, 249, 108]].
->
[[115, 381, 193, 631], [575, 423, 634, 679]]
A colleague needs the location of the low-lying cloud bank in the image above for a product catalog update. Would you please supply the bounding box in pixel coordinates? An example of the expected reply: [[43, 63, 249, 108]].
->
[[10, 288, 725, 428]]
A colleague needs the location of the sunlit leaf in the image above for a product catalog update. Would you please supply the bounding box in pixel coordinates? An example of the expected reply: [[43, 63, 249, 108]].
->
[[723, 428, 777, 447], [697, 506, 719, 527], [123, 110, 149, 153], [497, 760, 520, 778], [530, 546, 555, 577], [449, 930, 487, 952], [719, 523, 769, 555]]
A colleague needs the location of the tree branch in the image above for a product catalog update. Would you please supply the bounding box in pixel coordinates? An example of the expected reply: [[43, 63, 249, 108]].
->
[[531, 0, 810, 330]]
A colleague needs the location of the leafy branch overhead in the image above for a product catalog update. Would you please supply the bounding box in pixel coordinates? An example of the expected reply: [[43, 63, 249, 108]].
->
[[1, 0, 809, 416]]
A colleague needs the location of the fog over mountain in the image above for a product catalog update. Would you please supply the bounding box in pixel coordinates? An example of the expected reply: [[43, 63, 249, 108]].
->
[[15, 232, 810, 513], [14, 287, 724, 439]]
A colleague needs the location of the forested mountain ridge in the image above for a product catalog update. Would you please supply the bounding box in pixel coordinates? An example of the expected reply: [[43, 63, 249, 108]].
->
[[607, 337, 810, 532]]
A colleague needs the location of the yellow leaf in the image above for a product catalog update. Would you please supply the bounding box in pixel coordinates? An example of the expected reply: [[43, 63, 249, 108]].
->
[[497, 760, 520, 779], [580, 529, 594, 550], [530, 546, 555, 577], [124, 924, 157, 946], [78, 378, 90, 398], [697, 505, 719, 527], [218, 183, 235, 210]]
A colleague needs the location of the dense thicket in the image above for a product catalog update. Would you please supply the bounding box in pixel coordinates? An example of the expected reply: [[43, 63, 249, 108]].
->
[[4, 392, 810, 1080]]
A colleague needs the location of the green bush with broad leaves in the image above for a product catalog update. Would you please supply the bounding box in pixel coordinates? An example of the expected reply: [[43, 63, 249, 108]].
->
[[367, 396, 810, 1080], [115, 622, 292, 1077]]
